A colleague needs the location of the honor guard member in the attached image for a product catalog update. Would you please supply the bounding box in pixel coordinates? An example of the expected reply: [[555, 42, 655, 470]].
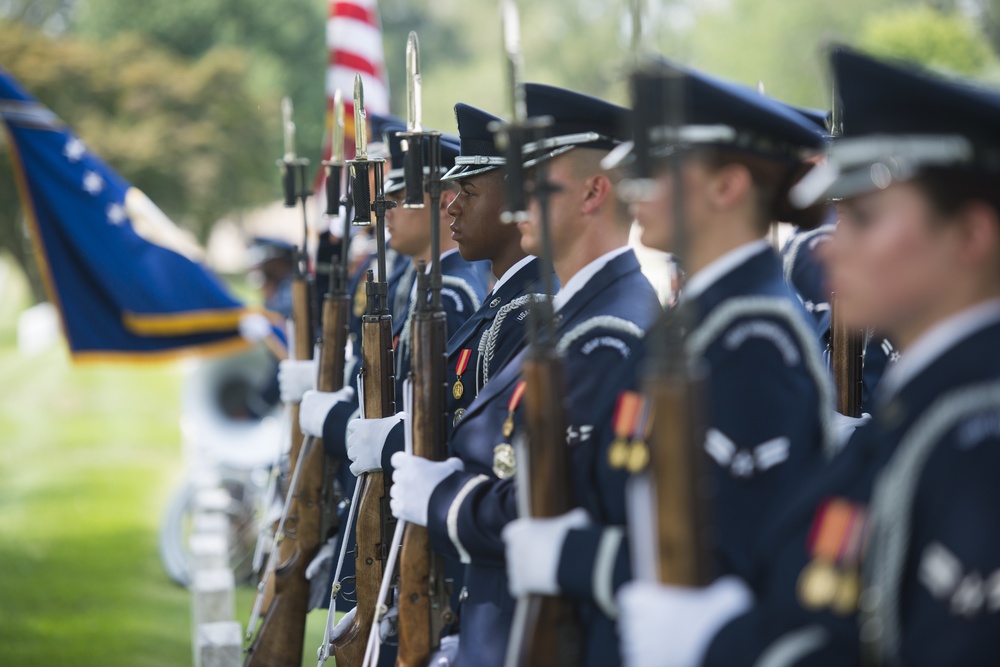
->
[[343, 101, 558, 475], [388, 83, 662, 667], [503, 63, 836, 666], [618, 47, 1000, 667], [782, 220, 898, 412]]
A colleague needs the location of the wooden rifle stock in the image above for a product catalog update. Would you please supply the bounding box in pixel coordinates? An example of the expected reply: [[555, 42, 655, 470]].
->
[[644, 340, 712, 586], [830, 294, 864, 417], [245, 271, 315, 667], [333, 272, 396, 666], [396, 271, 454, 667], [508, 351, 581, 667]]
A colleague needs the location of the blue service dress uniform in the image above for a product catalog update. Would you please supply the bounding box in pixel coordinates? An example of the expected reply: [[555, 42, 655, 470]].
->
[[703, 309, 1000, 667], [781, 222, 897, 410], [552, 242, 833, 666], [424, 248, 662, 667]]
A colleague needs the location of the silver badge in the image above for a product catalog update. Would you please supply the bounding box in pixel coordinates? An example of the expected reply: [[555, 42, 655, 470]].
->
[[453, 408, 466, 426], [490, 297, 502, 308], [492, 443, 517, 479]]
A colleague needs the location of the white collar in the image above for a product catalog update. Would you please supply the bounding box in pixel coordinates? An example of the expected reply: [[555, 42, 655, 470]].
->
[[491, 255, 536, 294], [682, 239, 771, 302], [878, 298, 1000, 400], [553, 246, 631, 312]]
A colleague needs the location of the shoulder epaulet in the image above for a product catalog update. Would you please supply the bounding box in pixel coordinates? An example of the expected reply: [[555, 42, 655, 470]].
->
[[865, 379, 1000, 665], [441, 275, 483, 315], [782, 225, 833, 286], [557, 315, 645, 356], [687, 296, 836, 457]]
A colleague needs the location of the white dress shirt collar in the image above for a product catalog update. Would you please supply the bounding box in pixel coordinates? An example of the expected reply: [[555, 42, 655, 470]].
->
[[491, 255, 536, 294], [682, 239, 772, 302], [553, 246, 631, 312]]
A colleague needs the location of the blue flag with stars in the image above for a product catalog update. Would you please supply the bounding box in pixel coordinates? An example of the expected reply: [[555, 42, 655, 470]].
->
[[0, 67, 284, 361]]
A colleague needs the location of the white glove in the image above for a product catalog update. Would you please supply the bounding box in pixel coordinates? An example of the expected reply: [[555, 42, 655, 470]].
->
[[389, 452, 464, 526], [617, 577, 753, 667], [239, 312, 273, 343], [330, 606, 356, 642], [832, 411, 872, 453], [346, 412, 407, 476], [502, 508, 592, 597], [278, 358, 317, 403], [306, 536, 337, 610], [299, 386, 356, 438], [378, 605, 399, 641], [429, 634, 460, 666]]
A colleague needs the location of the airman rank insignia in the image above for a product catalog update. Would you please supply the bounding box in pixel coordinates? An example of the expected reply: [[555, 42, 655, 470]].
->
[[493, 443, 516, 479], [797, 497, 869, 615], [453, 408, 466, 426], [607, 390, 653, 473], [453, 348, 473, 400], [502, 380, 527, 439]]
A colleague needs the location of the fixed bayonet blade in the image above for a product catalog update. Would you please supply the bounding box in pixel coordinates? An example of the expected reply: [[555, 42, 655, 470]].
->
[[332, 89, 345, 165], [282, 96, 296, 161], [500, 0, 527, 123], [354, 74, 368, 160], [406, 31, 422, 133]]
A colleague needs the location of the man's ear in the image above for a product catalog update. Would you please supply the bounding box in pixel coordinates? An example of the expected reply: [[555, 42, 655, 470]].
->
[[581, 173, 613, 216], [956, 200, 1000, 268], [709, 163, 753, 212]]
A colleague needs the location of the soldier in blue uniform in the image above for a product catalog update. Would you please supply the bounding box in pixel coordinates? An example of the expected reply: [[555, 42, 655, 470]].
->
[[501, 62, 834, 666], [617, 47, 1000, 667], [385, 83, 662, 667], [343, 101, 558, 476], [781, 220, 897, 411]]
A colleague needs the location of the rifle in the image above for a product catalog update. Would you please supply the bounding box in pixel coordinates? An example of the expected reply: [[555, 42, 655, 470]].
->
[[331, 73, 398, 667], [245, 97, 320, 666], [391, 32, 456, 667], [827, 83, 865, 418], [627, 55, 713, 585], [494, 3, 580, 665]]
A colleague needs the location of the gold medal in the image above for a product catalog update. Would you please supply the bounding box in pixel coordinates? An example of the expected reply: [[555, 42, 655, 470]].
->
[[452, 378, 465, 400], [832, 569, 860, 615], [492, 443, 517, 479], [453, 408, 466, 426], [608, 438, 630, 469], [452, 349, 472, 401], [798, 559, 839, 610], [625, 441, 650, 474], [502, 415, 515, 439]]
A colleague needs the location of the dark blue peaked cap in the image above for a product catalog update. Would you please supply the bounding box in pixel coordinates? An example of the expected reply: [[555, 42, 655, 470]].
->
[[369, 112, 405, 159], [443, 103, 506, 181], [791, 46, 1000, 206], [520, 83, 630, 167], [385, 130, 461, 194], [789, 104, 832, 134], [606, 59, 826, 169]]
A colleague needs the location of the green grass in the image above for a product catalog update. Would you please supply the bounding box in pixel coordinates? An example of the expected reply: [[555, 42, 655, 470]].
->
[[0, 264, 333, 665]]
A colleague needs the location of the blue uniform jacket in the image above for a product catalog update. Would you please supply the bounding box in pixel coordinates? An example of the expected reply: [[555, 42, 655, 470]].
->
[[425, 249, 661, 667], [704, 315, 1000, 667], [781, 224, 897, 410], [555, 245, 833, 666]]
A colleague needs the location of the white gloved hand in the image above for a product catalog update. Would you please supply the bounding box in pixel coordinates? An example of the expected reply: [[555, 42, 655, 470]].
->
[[617, 577, 753, 667], [389, 452, 464, 526], [378, 605, 399, 641], [330, 606, 356, 642], [239, 312, 273, 343], [832, 411, 872, 453], [502, 508, 592, 597], [278, 358, 318, 404], [429, 634, 460, 666], [299, 386, 356, 438], [346, 412, 407, 476]]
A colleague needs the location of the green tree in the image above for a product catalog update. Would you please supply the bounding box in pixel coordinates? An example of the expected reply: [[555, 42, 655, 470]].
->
[[857, 4, 998, 75], [0, 20, 276, 300]]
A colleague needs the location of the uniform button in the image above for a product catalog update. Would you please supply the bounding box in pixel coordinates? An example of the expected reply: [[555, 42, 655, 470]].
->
[[860, 618, 882, 643], [859, 587, 881, 612], [459, 586, 469, 603]]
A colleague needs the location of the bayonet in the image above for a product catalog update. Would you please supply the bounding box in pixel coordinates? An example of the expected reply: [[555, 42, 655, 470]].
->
[[401, 31, 427, 209]]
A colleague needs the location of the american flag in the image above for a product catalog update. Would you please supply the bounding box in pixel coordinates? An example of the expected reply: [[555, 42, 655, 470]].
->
[[324, 0, 390, 164]]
